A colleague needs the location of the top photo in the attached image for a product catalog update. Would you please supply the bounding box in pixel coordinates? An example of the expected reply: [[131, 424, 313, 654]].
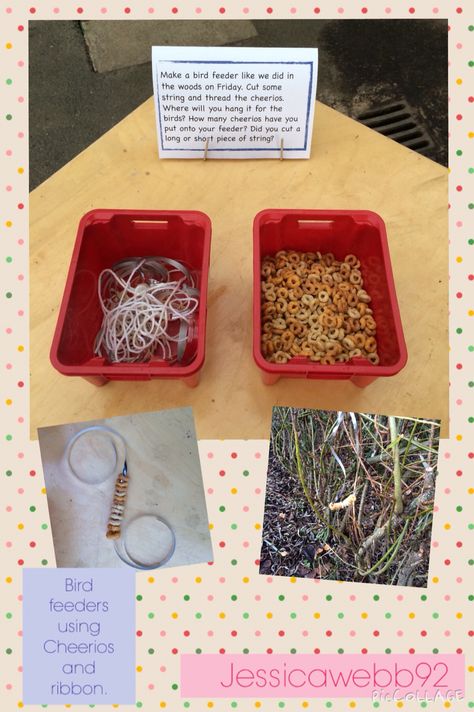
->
[[29, 19, 448, 438]]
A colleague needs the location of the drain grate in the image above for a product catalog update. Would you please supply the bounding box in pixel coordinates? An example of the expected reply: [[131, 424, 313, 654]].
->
[[355, 101, 434, 155]]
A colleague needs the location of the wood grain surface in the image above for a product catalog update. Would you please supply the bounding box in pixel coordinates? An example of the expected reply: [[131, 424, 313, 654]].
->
[[30, 99, 448, 438]]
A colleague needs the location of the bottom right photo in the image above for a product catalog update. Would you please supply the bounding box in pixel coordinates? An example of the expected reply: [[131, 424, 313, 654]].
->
[[259, 406, 440, 588]]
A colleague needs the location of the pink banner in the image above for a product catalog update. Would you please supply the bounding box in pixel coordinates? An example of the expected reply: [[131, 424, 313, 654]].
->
[[181, 654, 464, 699]]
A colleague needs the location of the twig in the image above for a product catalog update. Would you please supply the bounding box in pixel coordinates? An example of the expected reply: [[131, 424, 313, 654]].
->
[[290, 410, 351, 544], [357, 519, 410, 578], [357, 480, 369, 526], [389, 416, 404, 514]]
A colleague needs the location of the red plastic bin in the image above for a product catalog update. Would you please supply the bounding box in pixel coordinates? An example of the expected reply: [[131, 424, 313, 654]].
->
[[50, 209, 212, 387], [253, 209, 407, 387]]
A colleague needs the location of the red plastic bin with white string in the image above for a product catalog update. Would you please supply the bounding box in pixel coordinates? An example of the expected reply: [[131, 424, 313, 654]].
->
[[50, 209, 211, 387]]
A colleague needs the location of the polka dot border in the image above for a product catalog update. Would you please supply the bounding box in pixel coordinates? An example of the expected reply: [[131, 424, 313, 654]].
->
[[1, 3, 473, 711]]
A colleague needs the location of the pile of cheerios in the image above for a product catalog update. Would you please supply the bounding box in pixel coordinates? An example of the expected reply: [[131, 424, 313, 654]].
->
[[260, 250, 380, 365]]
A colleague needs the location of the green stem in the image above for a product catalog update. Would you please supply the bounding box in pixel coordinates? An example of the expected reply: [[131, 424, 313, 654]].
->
[[358, 519, 409, 577], [290, 412, 351, 545], [389, 416, 404, 514], [400, 420, 418, 473]]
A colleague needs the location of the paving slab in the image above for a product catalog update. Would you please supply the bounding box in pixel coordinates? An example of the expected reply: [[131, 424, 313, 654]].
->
[[81, 20, 258, 73]]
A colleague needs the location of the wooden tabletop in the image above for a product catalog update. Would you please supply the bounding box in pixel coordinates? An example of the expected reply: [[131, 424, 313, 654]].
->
[[30, 99, 448, 439]]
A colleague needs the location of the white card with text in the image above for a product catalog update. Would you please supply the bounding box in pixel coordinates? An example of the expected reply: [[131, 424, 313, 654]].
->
[[152, 46, 318, 159]]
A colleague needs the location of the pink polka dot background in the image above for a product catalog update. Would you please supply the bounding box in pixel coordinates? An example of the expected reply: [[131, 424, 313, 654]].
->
[[0, 1, 472, 710]]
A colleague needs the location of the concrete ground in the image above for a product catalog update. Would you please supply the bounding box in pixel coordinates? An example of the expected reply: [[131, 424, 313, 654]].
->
[[29, 19, 447, 190]]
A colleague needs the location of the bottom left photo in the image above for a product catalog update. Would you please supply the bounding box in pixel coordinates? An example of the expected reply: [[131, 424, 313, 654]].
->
[[37, 407, 213, 570]]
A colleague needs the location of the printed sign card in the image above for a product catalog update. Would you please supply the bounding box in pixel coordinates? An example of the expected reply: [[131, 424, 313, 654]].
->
[[152, 46, 318, 159]]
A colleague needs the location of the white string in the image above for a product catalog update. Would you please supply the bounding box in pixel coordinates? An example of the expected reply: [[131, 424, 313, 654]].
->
[[66, 425, 127, 485], [94, 257, 199, 364]]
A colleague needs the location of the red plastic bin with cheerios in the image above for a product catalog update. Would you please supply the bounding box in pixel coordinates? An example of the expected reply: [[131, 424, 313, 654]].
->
[[253, 209, 407, 387]]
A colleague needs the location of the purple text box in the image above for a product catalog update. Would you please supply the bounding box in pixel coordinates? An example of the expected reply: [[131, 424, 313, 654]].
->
[[23, 568, 135, 704]]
